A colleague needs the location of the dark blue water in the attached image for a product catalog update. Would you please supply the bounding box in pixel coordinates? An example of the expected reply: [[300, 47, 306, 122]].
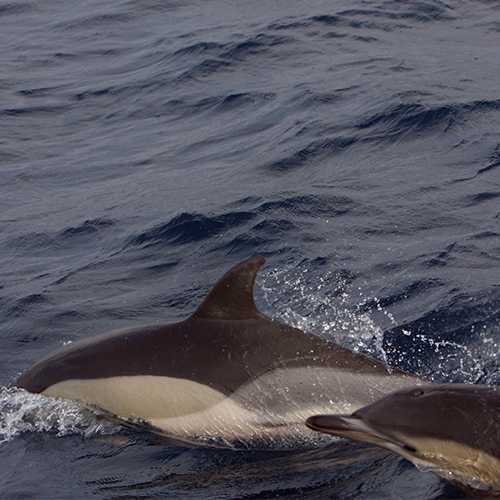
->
[[1, 0, 500, 497]]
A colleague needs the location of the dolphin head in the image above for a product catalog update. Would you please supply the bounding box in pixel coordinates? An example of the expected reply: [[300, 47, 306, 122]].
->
[[306, 384, 500, 497]]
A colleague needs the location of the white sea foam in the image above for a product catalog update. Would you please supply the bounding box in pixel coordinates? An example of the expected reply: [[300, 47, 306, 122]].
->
[[0, 386, 121, 443]]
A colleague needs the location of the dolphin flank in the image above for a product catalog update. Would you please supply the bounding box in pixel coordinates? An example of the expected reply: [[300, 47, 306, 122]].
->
[[306, 384, 500, 498], [14, 256, 423, 446]]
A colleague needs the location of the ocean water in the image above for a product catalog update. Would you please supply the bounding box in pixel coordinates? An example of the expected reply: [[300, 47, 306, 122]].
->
[[1, 0, 500, 497]]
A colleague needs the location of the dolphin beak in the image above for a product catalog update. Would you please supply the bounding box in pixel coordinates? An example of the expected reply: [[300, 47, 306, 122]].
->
[[306, 414, 417, 454], [306, 414, 354, 434]]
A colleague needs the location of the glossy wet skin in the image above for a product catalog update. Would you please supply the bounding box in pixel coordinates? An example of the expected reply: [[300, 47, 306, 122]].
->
[[306, 384, 500, 497], [16, 256, 412, 395], [14, 256, 424, 443]]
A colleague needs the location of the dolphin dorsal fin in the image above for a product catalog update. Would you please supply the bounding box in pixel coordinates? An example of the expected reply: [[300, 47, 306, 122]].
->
[[192, 256, 266, 321]]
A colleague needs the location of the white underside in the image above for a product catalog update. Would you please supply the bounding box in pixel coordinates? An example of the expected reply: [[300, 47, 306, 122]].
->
[[43, 368, 422, 443], [43, 376, 227, 420], [327, 419, 500, 494], [397, 437, 500, 494]]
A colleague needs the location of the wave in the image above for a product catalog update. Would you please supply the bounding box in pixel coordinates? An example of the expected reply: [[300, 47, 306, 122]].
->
[[4, 219, 116, 256]]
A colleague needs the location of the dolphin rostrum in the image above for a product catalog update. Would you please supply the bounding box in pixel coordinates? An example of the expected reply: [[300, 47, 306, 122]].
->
[[14, 256, 423, 446], [306, 384, 500, 497]]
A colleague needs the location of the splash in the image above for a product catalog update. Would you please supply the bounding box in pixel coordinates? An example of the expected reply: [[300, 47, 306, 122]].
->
[[0, 386, 121, 443], [260, 261, 392, 364], [259, 261, 500, 384]]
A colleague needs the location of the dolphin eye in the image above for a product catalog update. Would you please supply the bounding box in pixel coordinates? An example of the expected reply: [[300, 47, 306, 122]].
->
[[403, 443, 417, 453], [411, 388, 424, 398]]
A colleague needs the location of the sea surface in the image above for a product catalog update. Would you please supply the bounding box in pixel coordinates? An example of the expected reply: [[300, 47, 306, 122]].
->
[[1, 0, 500, 498]]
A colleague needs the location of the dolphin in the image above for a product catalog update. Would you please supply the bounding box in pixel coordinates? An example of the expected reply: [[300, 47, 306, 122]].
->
[[306, 384, 500, 497], [14, 255, 423, 446]]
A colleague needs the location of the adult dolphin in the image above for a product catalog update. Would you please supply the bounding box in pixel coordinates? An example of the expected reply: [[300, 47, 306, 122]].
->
[[14, 256, 424, 446], [306, 384, 500, 497]]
